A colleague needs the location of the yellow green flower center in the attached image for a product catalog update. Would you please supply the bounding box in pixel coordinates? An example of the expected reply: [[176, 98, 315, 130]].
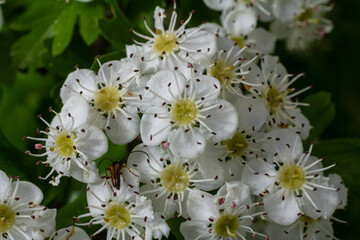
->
[[161, 164, 189, 192], [264, 87, 292, 113], [52, 132, 75, 158], [299, 215, 317, 225], [153, 30, 178, 54], [208, 61, 235, 87], [226, 132, 249, 157], [0, 205, 15, 233], [230, 35, 245, 49], [214, 215, 239, 237], [278, 163, 306, 190], [104, 203, 131, 230], [297, 8, 319, 24], [94, 86, 121, 112], [170, 99, 198, 126]]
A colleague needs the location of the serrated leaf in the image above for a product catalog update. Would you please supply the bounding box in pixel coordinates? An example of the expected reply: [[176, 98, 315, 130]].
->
[[78, 4, 104, 46], [302, 92, 335, 139], [52, 4, 77, 56], [90, 49, 126, 71]]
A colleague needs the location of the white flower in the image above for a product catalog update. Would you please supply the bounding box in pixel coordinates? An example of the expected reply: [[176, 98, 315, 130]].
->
[[244, 55, 312, 139], [0, 170, 56, 240], [130, 4, 217, 78], [180, 182, 268, 240], [140, 69, 238, 159], [60, 61, 143, 145], [271, 0, 333, 50], [25, 96, 108, 185], [127, 144, 223, 219], [77, 176, 169, 240], [242, 129, 339, 225], [204, 0, 271, 17], [49, 226, 89, 240]]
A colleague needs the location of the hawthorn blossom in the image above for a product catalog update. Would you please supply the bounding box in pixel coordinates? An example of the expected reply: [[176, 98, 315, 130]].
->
[[60, 60, 143, 145], [242, 129, 339, 225], [128, 144, 224, 219], [49, 226, 89, 240], [77, 174, 169, 240], [140, 69, 238, 159], [180, 182, 268, 240], [25, 96, 107, 185], [0, 170, 56, 240], [244, 55, 312, 139], [271, 0, 333, 50], [130, 4, 216, 78]]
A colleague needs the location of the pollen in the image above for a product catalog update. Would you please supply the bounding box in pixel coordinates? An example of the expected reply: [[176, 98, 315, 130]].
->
[[278, 163, 306, 190], [104, 203, 131, 230], [230, 35, 245, 49], [161, 164, 189, 193], [208, 61, 235, 87], [54, 132, 75, 158], [170, 99, 198, 126], [0, 204, 16, 233], [226, 132, 249, 157], [94, 86, 121, 112], [214, 214, 239, 237], [153, 32, 178, 54], [264, 87, 289, 113]]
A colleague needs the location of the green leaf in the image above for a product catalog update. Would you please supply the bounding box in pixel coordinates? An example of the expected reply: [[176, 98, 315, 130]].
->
[[78, 4, 104, 46], [302, 92, 335, 139], [96, 139, 127, 175], [52, 4, 77, 56], [98, 0, 131, 48], [90, 49, 126, 71], [167, 217, 185, 240], [56, 191, 87, 229]]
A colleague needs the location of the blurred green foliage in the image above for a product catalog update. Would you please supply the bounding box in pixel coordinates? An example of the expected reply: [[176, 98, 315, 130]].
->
[[0, 0, 359, 239]]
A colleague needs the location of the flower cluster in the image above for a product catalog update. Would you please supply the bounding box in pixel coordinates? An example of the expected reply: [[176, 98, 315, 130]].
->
[[6, 1, 346, 240]]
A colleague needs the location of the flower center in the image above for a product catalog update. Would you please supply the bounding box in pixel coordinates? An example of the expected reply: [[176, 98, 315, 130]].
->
[[278, 163, 306, 190], [0, 205, 16, 233], [170, 99, 198, 126], [94, 86, 121, 112], [104, 203, 131, 230], [208, 61, 235, 87], [214, 215, 239, 237], [299, 215, 317, 225], [297, 8, 316, 23], [230, 35, 245, 49], [226, 132, 249, 157], [161, 164, 189, 192], [264, 87, 291, 113], [153, 30, 178, 54], [53, 132, 75, 158]]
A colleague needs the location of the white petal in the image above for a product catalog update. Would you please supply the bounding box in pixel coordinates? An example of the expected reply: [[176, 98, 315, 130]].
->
[[186, 190, 218, 221], [60, 69, 97, 103], [299, 177, 338, 219], [264, 190, 301, 225], [189, 75, 221, 101], [262, 129, 303, 162], [180, 221, 209, 240], [222, 7, 257, 36], [235, 97, 267, 130], [87, 180, 112, 214], [77, 125, 108, 160], [265, 221, 298, 240], [53, 95, 90, 130], [145, 70, 186, 105], [140, 106, 171, 146], [216, 181, 252, 208], [154, 6, 165, 32], [272, 0, 302, 22], [0, 170, 11, 198], [203, 0, 235, 11], [202, 22, 226, 37], [329, 173, 347, 209], [286, 108, 312, 140], [106, 110, 140, 145], [241, 159, 276, 195], [10, 181, 43, 204], [168, 128, 206, 159], [248, 28, 276, 55], [270, 20, 290, 39], [201, 99, 238, 142], [146, 213, 170, 239], [53, 227, 90, 240], [69, 161, 99, 184], [261, 55, 288, 85]]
